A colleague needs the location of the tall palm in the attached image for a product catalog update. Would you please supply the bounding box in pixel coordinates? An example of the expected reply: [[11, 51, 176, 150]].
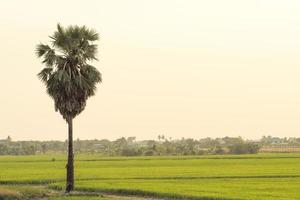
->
[[36, 24, 102, 192]]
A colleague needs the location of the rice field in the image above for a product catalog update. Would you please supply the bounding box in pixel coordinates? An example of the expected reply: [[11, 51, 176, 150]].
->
[[0, 154, 300, 199]]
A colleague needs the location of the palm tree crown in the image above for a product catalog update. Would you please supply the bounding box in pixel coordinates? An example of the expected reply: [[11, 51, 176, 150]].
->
[[36, 24, 102, 121]]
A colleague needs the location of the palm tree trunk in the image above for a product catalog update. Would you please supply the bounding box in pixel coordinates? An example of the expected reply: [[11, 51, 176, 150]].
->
[[66, 118, 74, 193]]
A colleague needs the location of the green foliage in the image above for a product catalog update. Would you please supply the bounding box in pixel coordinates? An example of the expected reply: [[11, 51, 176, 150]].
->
[[3, 135, 300, 156], [36, 24, 101, 121], [4, 135, 299, 156], [228, 142, 260, 154]]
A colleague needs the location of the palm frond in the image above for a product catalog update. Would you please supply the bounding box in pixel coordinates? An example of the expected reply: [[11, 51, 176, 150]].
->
[[37, 67, 53, 83], [84, 28, 99, 41], [42, 49, 57, 67], [83, 44, 98, 60], [36, 44, 52, 57]]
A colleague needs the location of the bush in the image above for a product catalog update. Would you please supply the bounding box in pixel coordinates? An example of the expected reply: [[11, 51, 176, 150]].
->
[[228, 143, 260, 154], [121, 147, 141, 156], [144, 150, 155, 156]]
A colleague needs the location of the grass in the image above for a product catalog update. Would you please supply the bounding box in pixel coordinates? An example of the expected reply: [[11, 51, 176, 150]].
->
[[0, 188, 19, 200], [50, 198, 107, 200], [51, 177, 300, 200], [0, 185, 54, 200], [0, 185, 110, 200], [0, 153, 300, 199]]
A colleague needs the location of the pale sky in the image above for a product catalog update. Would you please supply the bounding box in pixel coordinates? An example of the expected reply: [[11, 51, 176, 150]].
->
[[0, 0, 300, 141]]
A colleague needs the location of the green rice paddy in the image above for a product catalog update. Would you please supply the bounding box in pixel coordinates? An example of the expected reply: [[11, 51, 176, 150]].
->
[[0, 154, 299, 199]]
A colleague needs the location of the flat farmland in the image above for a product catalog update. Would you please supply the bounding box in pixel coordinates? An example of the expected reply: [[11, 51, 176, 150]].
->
[[0, 154, 300, 199]]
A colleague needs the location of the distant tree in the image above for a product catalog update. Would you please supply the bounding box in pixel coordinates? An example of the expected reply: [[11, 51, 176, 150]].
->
[[228, 142, 260, 154], [213, 145, 225, 154], [36, 24, 102, 192], [41, 144, 47, 154], [127, 137, 136, 143], [0, 144, 8, 155], [7, 136, 12, 142]]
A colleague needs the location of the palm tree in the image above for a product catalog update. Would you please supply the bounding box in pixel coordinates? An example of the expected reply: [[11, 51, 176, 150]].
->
[[36, 24, 102, 192]]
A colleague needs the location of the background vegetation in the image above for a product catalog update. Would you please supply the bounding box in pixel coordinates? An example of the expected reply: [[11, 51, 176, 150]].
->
[[1, 135, 300, 156]]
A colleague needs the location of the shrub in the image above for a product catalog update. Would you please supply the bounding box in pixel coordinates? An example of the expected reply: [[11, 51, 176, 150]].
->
[[228, 143, 260, 154]]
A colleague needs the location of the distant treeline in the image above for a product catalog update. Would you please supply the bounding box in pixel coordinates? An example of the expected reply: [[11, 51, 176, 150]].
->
[[0, 135, 299, 156]]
